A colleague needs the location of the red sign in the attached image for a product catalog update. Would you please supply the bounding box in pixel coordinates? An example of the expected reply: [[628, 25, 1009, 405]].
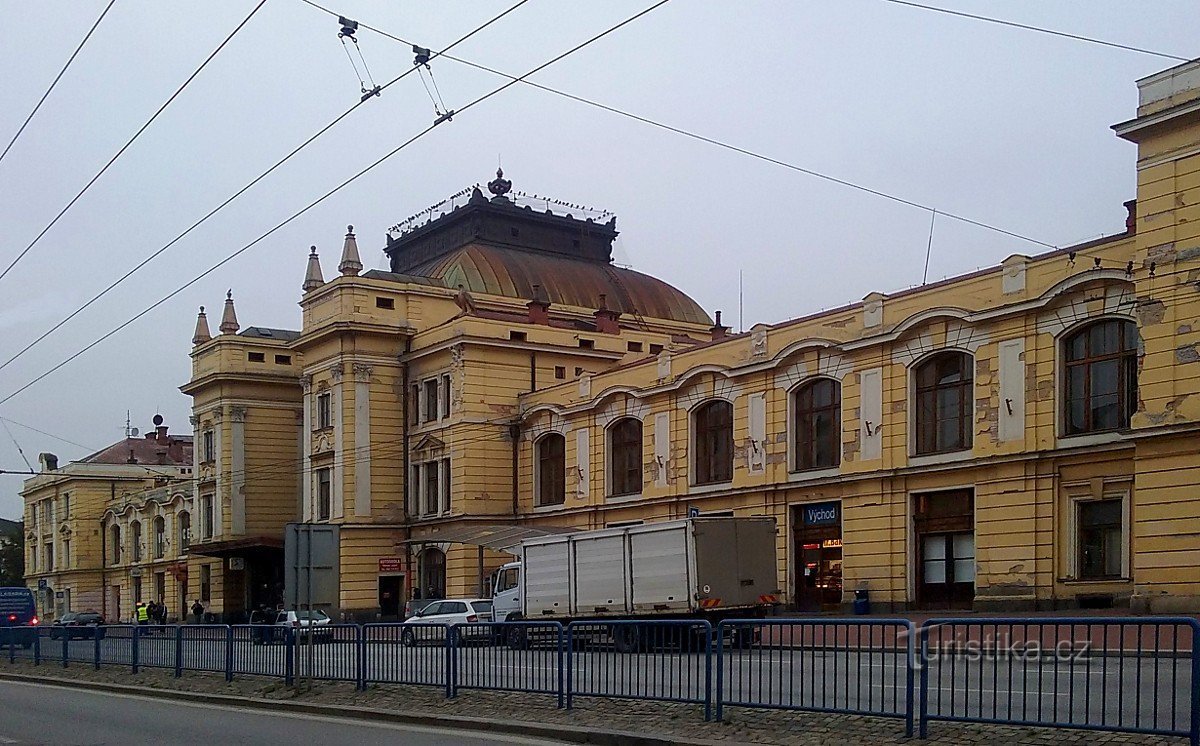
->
[[378, 557, 405, 573]]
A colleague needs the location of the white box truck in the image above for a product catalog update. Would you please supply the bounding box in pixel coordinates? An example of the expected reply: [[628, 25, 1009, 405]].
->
[[490, 517, 781, 649]]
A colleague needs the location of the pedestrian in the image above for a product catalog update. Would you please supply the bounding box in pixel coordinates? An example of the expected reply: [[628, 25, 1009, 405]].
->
[[136, 602, 149, 635], [158, 602, 168, 625], [191, 599, 204, 624]]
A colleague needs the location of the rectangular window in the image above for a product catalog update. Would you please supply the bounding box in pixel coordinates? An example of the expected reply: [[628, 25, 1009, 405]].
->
[[316, 392, 332, 429], [248, 351, 265, 363], [202, 429, 215, 463], [627, 341, 643, 353], [200, 564, 211, 602], [375, 296, 395, 309], [1078, 498, 1123, 579], [42, 500, 52, 525], [200, 495, 214, 539], [554, 366, 565, 380], [441, 458, 452, 514], [649, 344, 664, 355], [63, 493, 70, 518], [441, 375, 451, 419], [44, 543, 54, 571], [409, 384, 420, 426], [63, 539, 70, 567], [423, 379, 439, 422], [509, 330, 527, 342], [274, 354, 292, 365], [578, 339, 594, 349], [409, 465, 421, 517], [317, 468, 332, 521], [423, 461, 440, 515], [155, 573, 166, 604], [133, 577, 143, 604]]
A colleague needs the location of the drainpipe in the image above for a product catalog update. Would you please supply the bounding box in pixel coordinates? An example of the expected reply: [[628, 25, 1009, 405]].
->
[[510, 423, 520, 517], [529, 351, 537, 392]]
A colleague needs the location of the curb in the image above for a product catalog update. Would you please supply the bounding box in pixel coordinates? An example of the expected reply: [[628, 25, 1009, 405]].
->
[[0, 670, 728, 746]]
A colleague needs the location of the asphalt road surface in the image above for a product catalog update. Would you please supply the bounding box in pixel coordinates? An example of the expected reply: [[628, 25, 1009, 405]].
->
[[0, 680, 569, 746]]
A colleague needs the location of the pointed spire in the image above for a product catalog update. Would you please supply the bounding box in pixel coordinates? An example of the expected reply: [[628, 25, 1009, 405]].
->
[[219, 290, 239, 334], [192, 306, 211, 345], [303, 245, 325, 292], [338, 224, 362, 276]]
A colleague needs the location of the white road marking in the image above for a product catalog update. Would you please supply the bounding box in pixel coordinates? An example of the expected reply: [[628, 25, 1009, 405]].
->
[[0, 736, 19, 744]]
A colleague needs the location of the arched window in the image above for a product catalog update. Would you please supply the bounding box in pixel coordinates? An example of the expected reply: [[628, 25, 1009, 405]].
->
[[153, 516, 166, 559], [609, 418, 643, 496], [178, 511, 191, 553], [109, 524, 121, 566], [915, 352, 973, 455], [1063, 319, 1138, 435], [419, 547, 446, 600], [793, 378, 841, 471], [694, 400, 733, 485], [535, 433, 565, 507], [131, 521, 143, 562]]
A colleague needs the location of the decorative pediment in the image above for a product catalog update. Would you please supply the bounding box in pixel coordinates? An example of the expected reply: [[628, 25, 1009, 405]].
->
[[199, 464, 216, 483], [413, 434, 446, 456], [57, 522, 72, 537]]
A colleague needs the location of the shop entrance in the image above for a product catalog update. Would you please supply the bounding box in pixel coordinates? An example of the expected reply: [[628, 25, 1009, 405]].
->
[[378, 575, 404, 619], [913, 490, 975, 609], [793, 501, 843, 610]]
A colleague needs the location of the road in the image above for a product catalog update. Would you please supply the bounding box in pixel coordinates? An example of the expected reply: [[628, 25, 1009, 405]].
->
[[7, 630, 1194, 736], [0, 680, 568, 746]]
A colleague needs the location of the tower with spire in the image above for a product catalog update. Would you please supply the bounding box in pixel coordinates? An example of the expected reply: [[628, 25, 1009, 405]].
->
[[219, 290, 240, 334], [303, 246, 325, 292], [338, 225, 362, 276]]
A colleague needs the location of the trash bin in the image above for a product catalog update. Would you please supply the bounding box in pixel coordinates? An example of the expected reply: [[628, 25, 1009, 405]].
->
[[852, 589, 870, 615]]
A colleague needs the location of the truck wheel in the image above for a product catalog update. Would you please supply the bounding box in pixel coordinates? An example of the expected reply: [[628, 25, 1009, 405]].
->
[[613, 625, 640, 654], [506, 625, 529, 651]]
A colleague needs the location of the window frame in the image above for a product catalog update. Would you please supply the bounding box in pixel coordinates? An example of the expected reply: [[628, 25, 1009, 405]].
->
[[693, 399, 734, 486], [202, 429, 215, 463], [423, 379, 439, 423], [608, 417, 644, 497], [131, 521, 143, 562], [535, 433, 566, 507], [200, 494, 214, 539], [792, 377, 842, 472], [316, 467, 332, 521], [913, 351, 974, 456], [153, 516, 166, 559], [316, 392, 332, 430], [1061, 319, 1138, 437]]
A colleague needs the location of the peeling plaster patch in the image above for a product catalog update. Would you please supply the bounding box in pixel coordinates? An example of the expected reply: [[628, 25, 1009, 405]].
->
[[1143, 394, 1190, 425], [1177, 245, 1200, 262], [824, 315, 855, 329], [1180, 324, 1194, 334], [1177, 344, 1200, 364], [1146, 242, 1176, 265], [1137, 299, 1167, 325]]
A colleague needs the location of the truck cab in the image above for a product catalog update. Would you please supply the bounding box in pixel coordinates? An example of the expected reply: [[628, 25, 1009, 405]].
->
[[490, 562, 522, 622]]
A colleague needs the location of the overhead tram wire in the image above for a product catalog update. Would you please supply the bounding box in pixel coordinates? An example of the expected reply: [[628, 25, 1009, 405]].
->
[[0, 0, 533, 376], [0, 0, 118, 167], [879, 0, 1191, 63], [299, 1, 1061, 252], [0, 0, 269, 285], [0, 0, 675, 407]]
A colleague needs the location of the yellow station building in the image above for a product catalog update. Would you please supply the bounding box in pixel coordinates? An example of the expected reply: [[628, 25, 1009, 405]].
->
[[26, 58, 1200, 619]]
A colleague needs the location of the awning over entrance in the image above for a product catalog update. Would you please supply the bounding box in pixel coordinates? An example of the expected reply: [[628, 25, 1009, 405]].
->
[[186, 536, 284, 558], [399, 523, 578, 553]]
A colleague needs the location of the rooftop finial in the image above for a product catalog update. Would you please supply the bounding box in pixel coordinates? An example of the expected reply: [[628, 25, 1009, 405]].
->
[[192, 305, 212, 345], [338, 224, 362, 276], [219, 290, 240, 334], [487, 167, 511, 198], [304, 244, 325, 291]]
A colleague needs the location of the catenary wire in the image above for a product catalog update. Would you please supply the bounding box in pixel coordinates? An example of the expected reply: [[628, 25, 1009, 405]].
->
[[0, 0, 533, 376], [0, 0, 269, 285], [299, 0, 1060, 251], [0, 0, 674, 407], [0, 0, 118, 167], [879, 0, 1192, 63]]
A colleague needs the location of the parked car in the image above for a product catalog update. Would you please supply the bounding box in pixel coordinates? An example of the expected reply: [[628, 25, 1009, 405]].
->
[[402, 597, 439, 620], [249, 609, 333, 645], [401, 599, 493, 646], [50, 611, 106, 640]]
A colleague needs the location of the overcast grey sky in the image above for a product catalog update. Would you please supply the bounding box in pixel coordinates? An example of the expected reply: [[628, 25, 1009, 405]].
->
[[0, 1, 1194, 518]]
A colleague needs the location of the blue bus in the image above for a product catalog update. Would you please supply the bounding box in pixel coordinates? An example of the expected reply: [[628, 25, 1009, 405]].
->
[[0, 587, 38, 649]]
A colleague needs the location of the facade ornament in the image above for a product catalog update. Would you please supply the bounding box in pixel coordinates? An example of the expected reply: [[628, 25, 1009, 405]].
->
[[353, 363, 373, 382], [188, 414, 199, 427], [219, 290, 240, 334], [329, 363, 345, 383], [487, 167, 512, 198], [338, 226, 363, 276], [303, 245, 325, 291], [299, 374, 313, 393], [230, 406, 248, 423], [211, 407, 224, 423], [192, 306, 212, 345]]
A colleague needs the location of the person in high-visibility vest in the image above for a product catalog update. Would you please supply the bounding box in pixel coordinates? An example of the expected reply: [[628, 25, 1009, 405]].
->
[[136, 602, 149, 626]]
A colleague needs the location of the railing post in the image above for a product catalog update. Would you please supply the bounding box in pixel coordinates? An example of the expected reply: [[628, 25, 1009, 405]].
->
[[61, 628, 68, 668], [174, 625, 183, 678], [356, 624, 366, 691], [445, 625, 456, 699], [917, 622, 930, 739], [32, 628, 40, 666], [715, 621, 727, 722], [284, 626, 295, 686], [565, 623, 575, 710], [904, 621, 915, 738], [1189, 619, 1199, 746], [225, 625, 234, 682], [556, 623, 565, 710], [93, 627, 101, 670], [702, 621, 714, 722], [131, 626, 140, 674]]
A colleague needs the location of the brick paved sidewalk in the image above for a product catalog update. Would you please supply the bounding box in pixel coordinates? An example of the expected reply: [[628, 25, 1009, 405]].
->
[[0, 659, 1188, 745]]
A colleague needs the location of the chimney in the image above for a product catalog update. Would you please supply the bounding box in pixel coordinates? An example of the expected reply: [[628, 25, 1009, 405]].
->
[[526, 284, 551, 325], [593, 293, 621, 335], [1124, 199, 1137, 234], [303, 245, 325, 291], [192, 306, 211, 345], [710, 310, 729, 341], [338, 224, 363, 276], [219, 290, 240, 334], [38, 453, 58, 472]]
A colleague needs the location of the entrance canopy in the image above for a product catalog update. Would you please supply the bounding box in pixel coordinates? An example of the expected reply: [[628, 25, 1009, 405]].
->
[[399, 523, 578, 553], [186, 536, 284, 558]]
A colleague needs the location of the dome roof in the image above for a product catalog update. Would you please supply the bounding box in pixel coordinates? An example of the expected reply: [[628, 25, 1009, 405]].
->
[[406, 244, 711, 326]]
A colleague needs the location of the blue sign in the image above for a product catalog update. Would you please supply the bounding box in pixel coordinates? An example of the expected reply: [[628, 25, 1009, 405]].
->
[[803, 501, 840, 526], [687, 506, 700, 518], [37, 579, 47, 590]]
